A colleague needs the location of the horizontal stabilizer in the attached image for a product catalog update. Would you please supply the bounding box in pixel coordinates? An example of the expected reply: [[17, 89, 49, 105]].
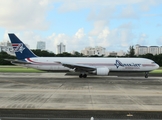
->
[[5, 59, 31, 64]]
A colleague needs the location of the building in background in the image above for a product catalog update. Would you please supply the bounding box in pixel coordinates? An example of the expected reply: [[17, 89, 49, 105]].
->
[[2, 40, 162, 56], [57, 42, 66, 54], [0, 41, 30, 56], [81, 46, 106, 56], [159, 46, 162, 54], [0, 41, 15, 56], [148, 46, 159, 55], [135, 44, 148, 55], [108, 51, 117, 56], [135, 44, 160, 55], [81, 46, 126, 56], [37, 41, 46, 50], [105, 50, 126, 56]]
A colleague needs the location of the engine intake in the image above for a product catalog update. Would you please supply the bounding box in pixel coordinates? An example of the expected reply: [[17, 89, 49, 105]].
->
[[95, 67, 109, 76]]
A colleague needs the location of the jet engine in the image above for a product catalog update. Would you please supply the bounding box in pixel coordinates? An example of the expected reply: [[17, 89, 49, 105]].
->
[[69, 68, 76, 72], [92, 67, 109, 76]]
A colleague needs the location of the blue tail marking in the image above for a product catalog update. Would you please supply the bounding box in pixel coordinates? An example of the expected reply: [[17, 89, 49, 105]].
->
[[8, 33, 37, 60]]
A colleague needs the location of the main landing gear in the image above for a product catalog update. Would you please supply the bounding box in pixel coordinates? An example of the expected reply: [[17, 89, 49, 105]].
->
[[145, 72, 149, 78], [79, 74, 87, 78]]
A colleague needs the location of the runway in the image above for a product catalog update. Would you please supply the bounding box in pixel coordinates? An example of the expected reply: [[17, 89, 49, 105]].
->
[[0, 73, 162, 111]]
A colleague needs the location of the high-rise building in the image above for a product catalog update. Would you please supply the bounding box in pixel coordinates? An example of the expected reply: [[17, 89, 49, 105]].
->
[[37, 41, 46, 50], [57, 42, 66, 54]]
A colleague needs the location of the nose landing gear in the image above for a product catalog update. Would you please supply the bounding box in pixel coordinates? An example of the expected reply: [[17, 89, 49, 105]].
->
[[145, 72, 149, 78]]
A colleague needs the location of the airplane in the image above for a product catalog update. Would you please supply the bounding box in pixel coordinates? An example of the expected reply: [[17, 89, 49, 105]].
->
[[6, 33, 159, 78]]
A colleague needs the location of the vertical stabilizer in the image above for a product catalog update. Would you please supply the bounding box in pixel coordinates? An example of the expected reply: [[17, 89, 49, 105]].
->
[[8, 33, 37, 60]]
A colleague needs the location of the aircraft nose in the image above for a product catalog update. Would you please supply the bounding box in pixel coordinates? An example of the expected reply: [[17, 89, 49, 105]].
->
[[156, 64, 159, 69]]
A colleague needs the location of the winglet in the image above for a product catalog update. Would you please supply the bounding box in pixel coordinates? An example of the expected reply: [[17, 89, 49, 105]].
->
[[8, 33, 37, 60]]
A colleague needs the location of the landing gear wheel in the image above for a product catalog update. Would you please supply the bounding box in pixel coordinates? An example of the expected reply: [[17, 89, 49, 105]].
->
[[83, 74, 87, 78], [79, 74, 83, 78], [79, 74, 87, 78], [145, 72, 148, 78]]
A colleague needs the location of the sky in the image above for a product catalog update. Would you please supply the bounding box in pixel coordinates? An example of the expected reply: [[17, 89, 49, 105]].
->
[[0, 0, 162, 53]]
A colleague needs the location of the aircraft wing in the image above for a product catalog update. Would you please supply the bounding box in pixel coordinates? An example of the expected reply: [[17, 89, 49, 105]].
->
[[5, 59, 32, 64], [56, 62, 96, 72]]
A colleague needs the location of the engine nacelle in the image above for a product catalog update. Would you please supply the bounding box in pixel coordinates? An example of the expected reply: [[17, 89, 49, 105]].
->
[[94, 67, 109, 76], [69, 68, 76, 72]]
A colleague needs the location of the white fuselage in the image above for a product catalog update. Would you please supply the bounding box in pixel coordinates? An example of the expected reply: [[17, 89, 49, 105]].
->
[[21, 57, 159, 73]]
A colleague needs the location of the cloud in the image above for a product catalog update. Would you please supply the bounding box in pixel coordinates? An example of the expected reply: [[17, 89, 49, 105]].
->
[[89, 20, 109, 36], [3, 23, 141, 54], [20, 32, 45, 49], [139, 0, 162, 11], [75, 28, 85, 39], [98, 27, 110, 39], [88, 22, 136, 50], [107, 28, 135, 49], [0, 0, 161, 31], [118, 5, 139, 19], [58, 0, 159, 12], [137, 33, 149, 45], [50, 33, 69, 51], [119, 22, 134, 29], [0, 0, 51, 30], [87, 6, 115, 36], [120, 29, 135, 47], [2, 0, 162, 54], [46, 28, 87, 53]]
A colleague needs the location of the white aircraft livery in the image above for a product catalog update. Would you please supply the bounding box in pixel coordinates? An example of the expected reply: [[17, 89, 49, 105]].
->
[[7, 33, 159, 78]]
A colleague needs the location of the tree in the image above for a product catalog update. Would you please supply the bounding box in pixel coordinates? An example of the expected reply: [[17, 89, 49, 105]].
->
[[31, 49, 55, 57], [127, 46, 135, 57], [155, 54, 162, 66], [56, 52, 72, 57], [73, 51, 83, 57], [0, 51, 16, 65]]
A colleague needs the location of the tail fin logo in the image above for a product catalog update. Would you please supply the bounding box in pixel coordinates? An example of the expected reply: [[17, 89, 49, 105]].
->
[[12, 43, 25, 53]]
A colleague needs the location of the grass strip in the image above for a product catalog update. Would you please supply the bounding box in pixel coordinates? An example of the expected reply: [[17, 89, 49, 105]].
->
[[150, 69, 162, 74], [0, 67, 44, 73], [0, 65, 162, 73]]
